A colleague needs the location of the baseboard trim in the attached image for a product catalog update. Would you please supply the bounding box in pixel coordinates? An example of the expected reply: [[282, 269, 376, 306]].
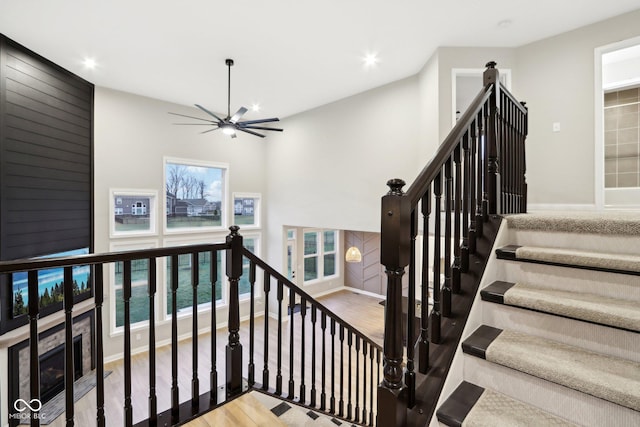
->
[[527, 203, 597, 211]]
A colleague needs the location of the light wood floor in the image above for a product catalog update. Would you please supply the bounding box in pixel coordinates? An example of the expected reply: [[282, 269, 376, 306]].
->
[[44, 290, 385, 426], [183, 392, 287, 427]]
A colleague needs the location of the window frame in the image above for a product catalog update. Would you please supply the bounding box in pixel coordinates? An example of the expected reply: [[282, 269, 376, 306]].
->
[[302, 228, 339, 285]]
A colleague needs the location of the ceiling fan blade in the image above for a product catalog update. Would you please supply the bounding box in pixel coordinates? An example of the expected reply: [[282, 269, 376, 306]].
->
[[173, 123, 218, 125], [241, 125, 284, 132], [168, 112, 217, 123], [238, 117, 280, 125], [236, 127, 266, 138], [229, 107, 248, 123], [194, 104, 225, 122], [200, 127, 220, 134]]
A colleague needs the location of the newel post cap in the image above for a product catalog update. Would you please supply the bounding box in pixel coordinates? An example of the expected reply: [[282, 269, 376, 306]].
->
[[386, 179, 406, 196]]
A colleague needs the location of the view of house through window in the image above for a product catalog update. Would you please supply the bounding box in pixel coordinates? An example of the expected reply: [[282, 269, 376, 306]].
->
[[303, 229, 337, 283]]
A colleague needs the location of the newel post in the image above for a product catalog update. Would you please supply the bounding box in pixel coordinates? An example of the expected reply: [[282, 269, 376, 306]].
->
[[484, 61, 500, 215], [226, 225, 244, 397], [378, 178, 409, 427]]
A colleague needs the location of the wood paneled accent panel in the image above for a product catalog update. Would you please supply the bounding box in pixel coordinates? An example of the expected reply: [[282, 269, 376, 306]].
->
[[0, 34, 93, 260], [344, 231, 385, 295]]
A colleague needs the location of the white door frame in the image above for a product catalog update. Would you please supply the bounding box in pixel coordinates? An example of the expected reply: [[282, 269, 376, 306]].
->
[[451, 68, 512, 128], [594, 36, 640, 210]]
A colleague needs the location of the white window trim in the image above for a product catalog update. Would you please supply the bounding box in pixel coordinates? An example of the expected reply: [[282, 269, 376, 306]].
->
[[231, 192, 262, 229], [163, 157, 230, 235], [109, 239, 159, 336], [302, 228, 339, 286]]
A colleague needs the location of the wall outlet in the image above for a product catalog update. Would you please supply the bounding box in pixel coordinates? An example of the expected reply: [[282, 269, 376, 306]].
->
[[552, 122, 561, 132]]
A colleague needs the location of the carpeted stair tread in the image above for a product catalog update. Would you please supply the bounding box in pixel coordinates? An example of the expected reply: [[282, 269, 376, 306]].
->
[[463, 327, 640, 411], [496, 245, 640, 274], [505, 211, 640, 236], [437, 381, 577, 427], [481, 281, 640, 331]]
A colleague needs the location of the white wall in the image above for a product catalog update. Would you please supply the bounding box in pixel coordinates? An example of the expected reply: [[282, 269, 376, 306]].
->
[[265, 76, 421, 273], [94, 87, 268, 359], [514, 9, 640, 207]]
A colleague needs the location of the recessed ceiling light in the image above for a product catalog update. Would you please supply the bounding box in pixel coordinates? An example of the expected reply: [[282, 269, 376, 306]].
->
[[497, 19, 512, 29], [251, 103, 261, 112], [83, 57, 97, 69], [363, 52, 379, 68]]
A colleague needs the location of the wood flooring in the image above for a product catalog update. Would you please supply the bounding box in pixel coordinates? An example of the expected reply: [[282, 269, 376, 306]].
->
[[41, 290, 385, 426]]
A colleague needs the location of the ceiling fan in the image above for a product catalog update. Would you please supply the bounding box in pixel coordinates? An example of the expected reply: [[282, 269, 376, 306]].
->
[[169, 59, 283, 138]]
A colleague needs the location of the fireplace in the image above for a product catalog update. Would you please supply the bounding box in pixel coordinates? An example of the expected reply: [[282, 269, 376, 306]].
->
[[8, 311, 95, 425], [39, 336, 83, 404]]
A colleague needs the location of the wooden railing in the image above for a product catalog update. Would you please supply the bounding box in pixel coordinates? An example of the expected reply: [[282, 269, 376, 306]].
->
[[377, 62, 528, 426], [0, 226, 381, 426]]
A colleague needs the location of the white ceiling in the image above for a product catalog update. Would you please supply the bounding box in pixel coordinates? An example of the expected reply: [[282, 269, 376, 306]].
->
[[1, 1, 639, 119]]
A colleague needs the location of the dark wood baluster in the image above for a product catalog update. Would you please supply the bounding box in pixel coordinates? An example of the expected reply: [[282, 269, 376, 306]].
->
[[406, 208, 417, 406], [461, 130, 471, 272], [94, 265, 106, 427], [288, 287, 295, 399], [123, 261, 132, 426], [379, 178, 408, 427], [147, 259, 157, 424], [300, 297, 307, 403], [362, 341, 368, 423], [485, 62, 499, 216], [376, 349, 381, 424], [249, 261, 256, 387], [276, 280, 284, 395], [418, 190, 430, 374], [310, 305, 317, 406], [27, 270, 40, 427], [469, 113, 479, 253], [191, 253, 199, 410], [210, 251, 218, 403], [170, 255, 179, 423], [453, 144, 462, 293], [431, 172, 442, 344], [355, 336, 360, 423], [443, 158, 453, 317], [262, 273, 271, 391], [330, 318, 336, 414], [320, 312, 327, 410], [225, 226, 243, 398], [369, 347, 375, 426], [475, 105, 486, 238], [521, 102, 528, 213], [347, 332, 353, 419], [338, 325, 344, 416]]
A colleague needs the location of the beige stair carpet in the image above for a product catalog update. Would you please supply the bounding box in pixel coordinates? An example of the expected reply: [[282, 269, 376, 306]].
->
[[505, 211, 640, 236], [515, 246, 640, 273], [462, 388, 577, 427], [504, 283, 640, 332], [485, 330, 640, 411]]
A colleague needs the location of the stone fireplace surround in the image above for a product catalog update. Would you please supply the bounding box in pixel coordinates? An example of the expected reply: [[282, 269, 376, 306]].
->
[[8, 311, 95, 411]]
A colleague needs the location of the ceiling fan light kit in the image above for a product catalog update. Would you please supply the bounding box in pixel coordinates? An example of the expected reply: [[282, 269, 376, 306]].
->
[[169, 58, 283, 138]]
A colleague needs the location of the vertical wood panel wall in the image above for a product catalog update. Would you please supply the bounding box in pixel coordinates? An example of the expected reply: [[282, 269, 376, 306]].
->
[[0, 34, 94, 330]]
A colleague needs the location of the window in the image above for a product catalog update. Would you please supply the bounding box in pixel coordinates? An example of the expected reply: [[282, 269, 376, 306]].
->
[[166, 251, 223, 315], [114, 258, 150, 328], [165, 158, 228, 232], [303, 229, 338, 283], [239, 237, 258, 296], [232, 193, 261, 228]]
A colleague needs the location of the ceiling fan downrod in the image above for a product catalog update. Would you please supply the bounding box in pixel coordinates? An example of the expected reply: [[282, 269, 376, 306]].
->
[[226, 58, 233, 119]]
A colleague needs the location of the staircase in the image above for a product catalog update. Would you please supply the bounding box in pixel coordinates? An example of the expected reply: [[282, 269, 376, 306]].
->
[[436, 211, 640, 427]]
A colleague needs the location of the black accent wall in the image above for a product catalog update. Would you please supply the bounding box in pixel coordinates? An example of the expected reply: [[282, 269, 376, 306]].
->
[[0, 34, 93, 260], [0, 34, 94, 332]]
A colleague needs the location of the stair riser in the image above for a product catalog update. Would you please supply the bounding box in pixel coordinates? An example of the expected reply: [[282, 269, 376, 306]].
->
[[497, 260, 640, 302], [463, 356, 640, 427], [508, 229, 640, 255], [481, 302, 640, 362]]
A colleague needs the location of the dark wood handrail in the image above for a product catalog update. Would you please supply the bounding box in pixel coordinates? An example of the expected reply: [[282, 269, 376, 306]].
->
[[0, 242, 230, 273], [243, 248, 382, 352], [406, 85, 493, 206], [378, 61, 528, 427]]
